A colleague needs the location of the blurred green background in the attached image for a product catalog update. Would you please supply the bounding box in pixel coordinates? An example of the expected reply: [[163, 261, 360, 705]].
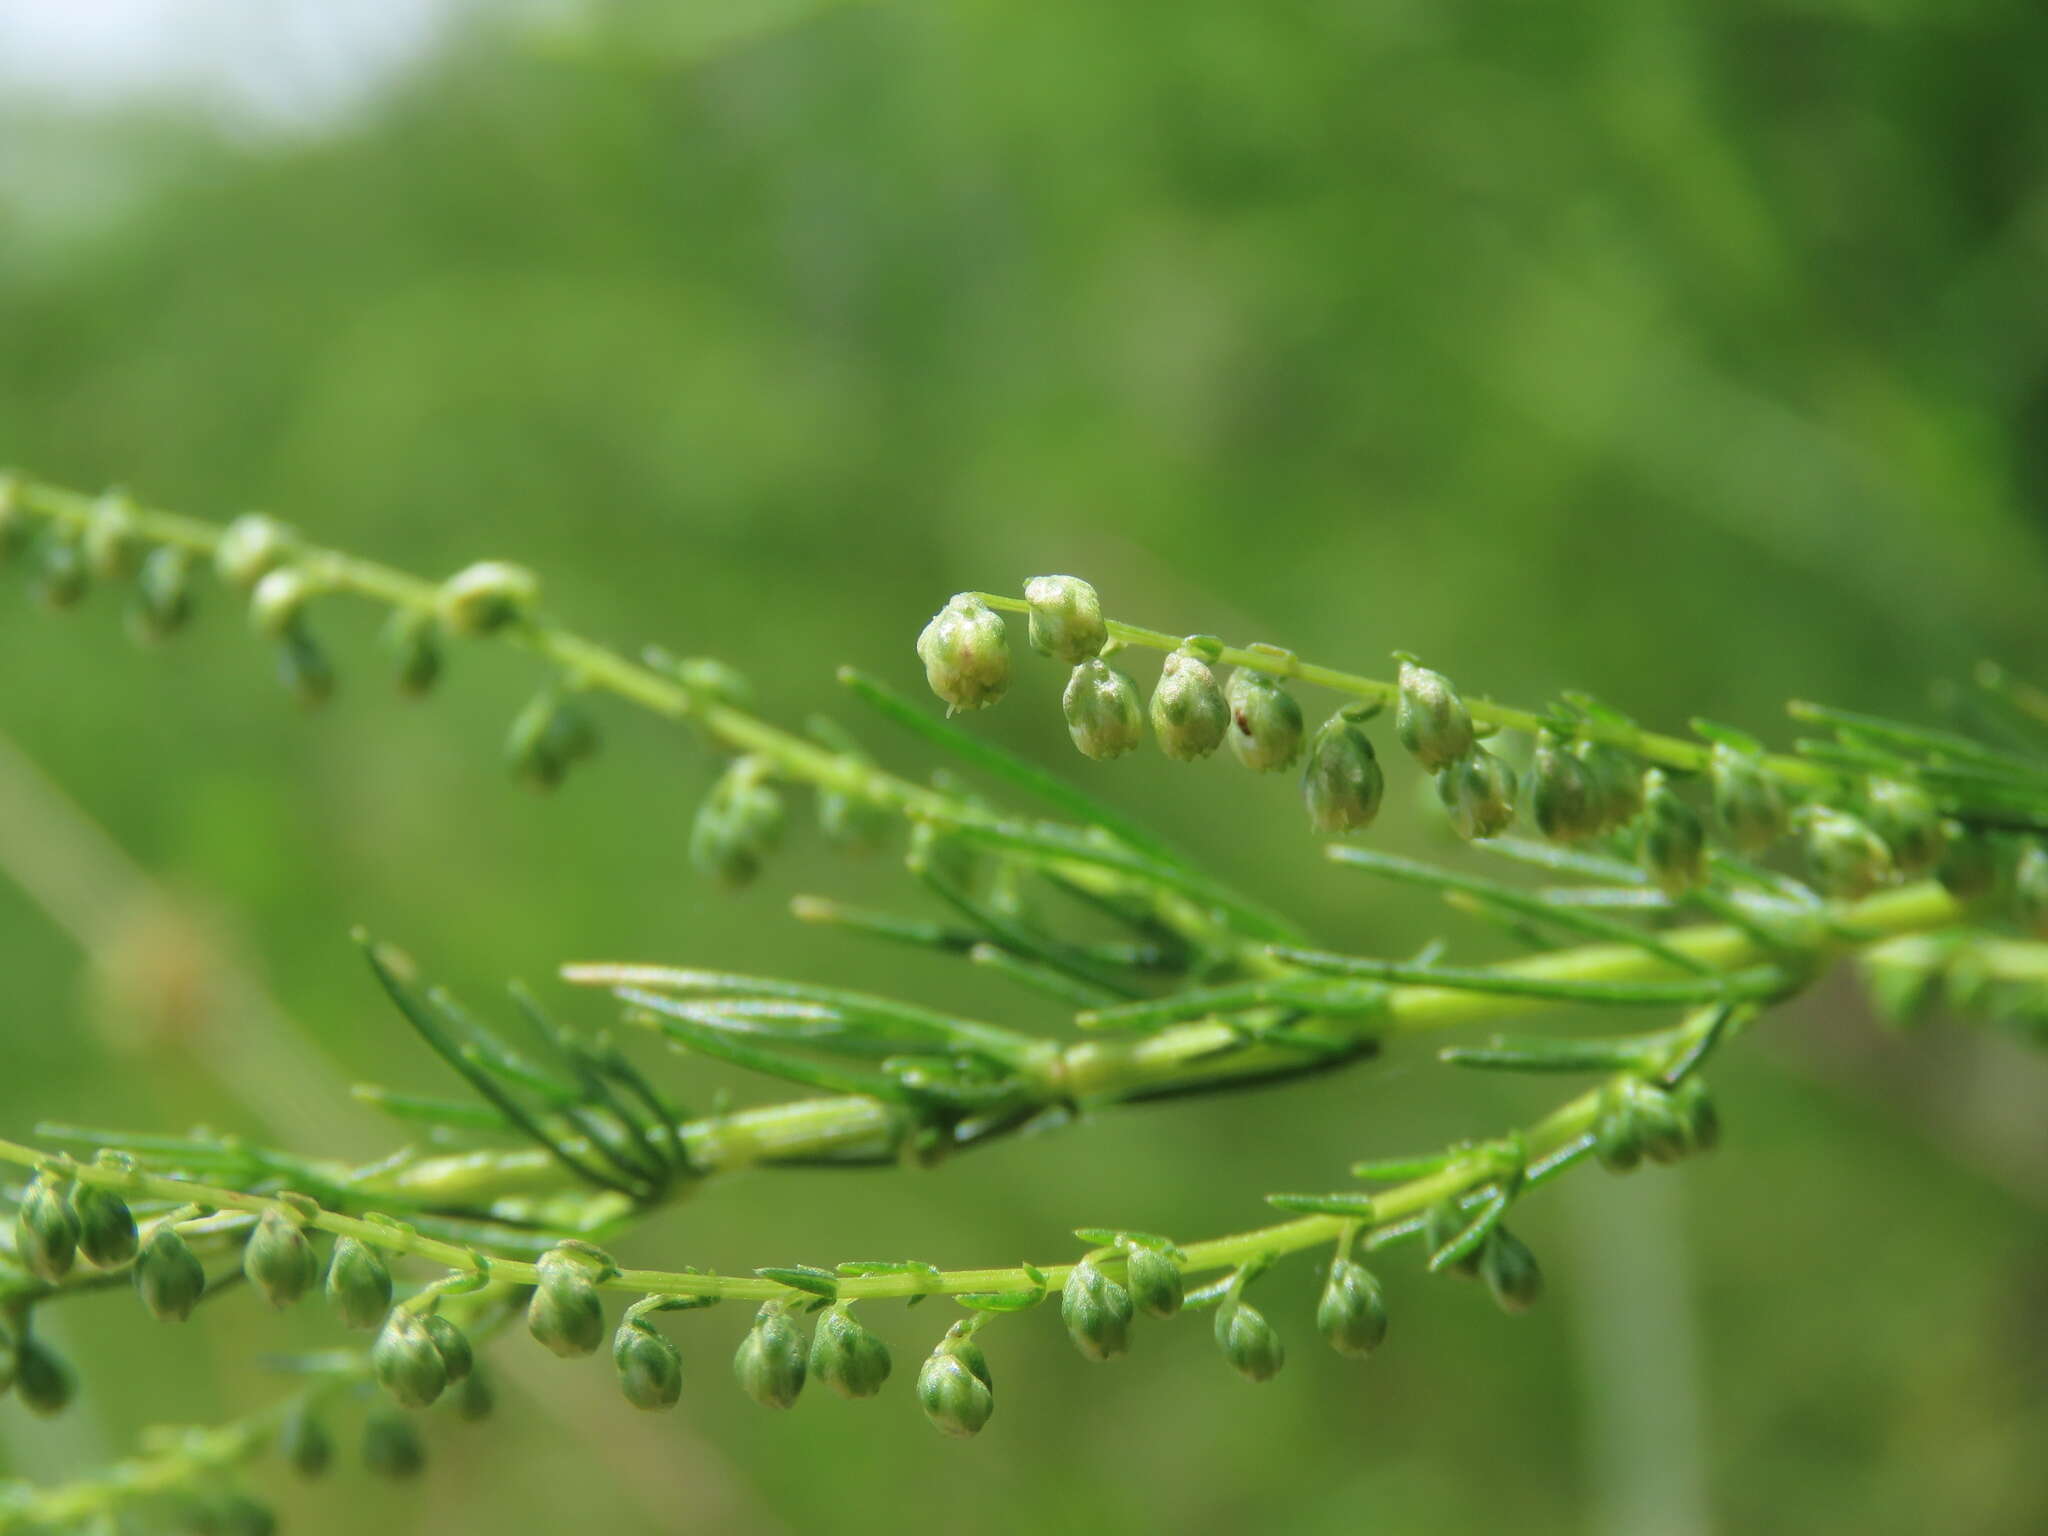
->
[[2, 1, 2045, 1531]]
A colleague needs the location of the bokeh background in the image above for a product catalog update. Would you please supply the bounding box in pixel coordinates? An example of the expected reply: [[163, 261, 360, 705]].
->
[[3, 2, 2046, 1532]]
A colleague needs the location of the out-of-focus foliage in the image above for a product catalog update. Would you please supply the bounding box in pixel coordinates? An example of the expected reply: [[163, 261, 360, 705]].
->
[[1, 2, 2044, 1532]]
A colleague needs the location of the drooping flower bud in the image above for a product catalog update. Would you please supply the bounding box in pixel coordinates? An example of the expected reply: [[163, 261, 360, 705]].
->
[[1593, 1083, 1643, 1174], [613, 1316, 684, 1411], [1316, 1258, 1388, 1357], [71, 1182, 137, 1269], [382, 609, 443, 696], [83, 492, 144, 580], [276, 628, 336, 708], [36, 534, 87, 609], [1215, 1299, 1284, 1382], [249, 567, 316, 641], [733, 1303, 808, 1410], [243, 1209, 317, 1309], [277, 1400, 333, 1478], [1576, 740, 1644, 832], [1060, 1255, 1135, 1362], [371, 1312, 449, 1408], [1529, 731, 1599, 843], [1395, 659, 1475, 772], [917, 1327, 994, 1438], [1024, 575, 1107, 663], [325, 1236, 394, 1330], [1062, 658, 1145, 761], [1125, 1245, 1184, 1320], [916, 593, 1010, 713], [506, 691, 601, 792], [437, 560, 540, 636], [215, 514, 298, 592], [423, 1313, 473, 1383], [1709, 744, 1786, 854], [14, 1173, 80, 1282], [360, 1407, 425, 1480], [14, 1337, 73, 1417], [1438, 748, 1517, 841], [689, 756, 786, 887], [2012, 840, 2048, 936], [809, 1304, 892, 1399], [135, 1223, 207, 1321], [1303, 707, 1385, 835], [528, 1246, 608, 1359], [1226, 669, 1305, 773], [1149, 647, 1229, 761], [1479, 1227, 1543, 1313], [130, 545, 195, 643], [1638, 770, 1705, 894], [1865, 778, 1946, 876], [1803, 806, 1893, 899]]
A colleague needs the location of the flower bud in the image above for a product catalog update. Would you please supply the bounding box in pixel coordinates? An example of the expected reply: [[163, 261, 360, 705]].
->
[[1865, 778, 1945, 876], [1063, 658, 1145, 761], [809, 1305, 892, 1399], [689, 757, 786, 887], [916, 593, 1010, 713], [277, 1400, 332, 1478], [1438, 748, 1517, 841], [1423, 1200, 1484, 1277], [1149, 647, 1229, 761], [276, 627, 336, 708], [325, 1236, 393, 1330], [361, 1407, 425, 1480], [1303, 708, 1385, 835], [243, 1209, 317, 1308], [423, 1313, 473, 1383], [1638, 770, 1705, 894], [371, 1312, 448, 1408], [71, 1182, 137, 1269], [455, 1367, 495, 1421], [1479, 1227, 1543, 1313], [383, 609, 443, 696], [249, 566, 315, 641], [1593, 1084, 1643, 1173], [437, 560, 539, 636], [1395, 659, 1475, 772], [1576, 740, 1644, 831], [83, 492, 143, 580], [1226, 669, 1305, 772], [136, 1223, 207, 1321], [1709, 744, 1786, 854], [1530, 731, 1599, 843], [14, 1173, 80, 1282], [506, 691, 601, 792], [733, 1304, 808, 1410], [1024, 575, 1107, 663], [1061, 1255, 1135, 1361], [614, 1317, 684, 1411], [528, 1247, 607, 1359], [1125, 1245, 1184, 1320], [15, 1336, 73, 1417], [36, 534, 87, 609], [1216, 1300, 1284, 1382], [1632, 1083, 1690, 1165], [2012, 840, 2048, 936], [917, 1329, 993, 1438], [215, 514, 297, 592], [1671, 1077, 1719, 1154], [1803, 807, 1893, 899], [130, 545, 195, 643], [1316, 1258, 1388, 1357]]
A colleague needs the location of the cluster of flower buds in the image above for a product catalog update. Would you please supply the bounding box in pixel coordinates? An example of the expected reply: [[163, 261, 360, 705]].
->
[[1593, 1076, 1720, 1172], [372, 1306, 475, 1409], [1423, 1201, 1544, 1315], [1392, 659, 1514, 842]]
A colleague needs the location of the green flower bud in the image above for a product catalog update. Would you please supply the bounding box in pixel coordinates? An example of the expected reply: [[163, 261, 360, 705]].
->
[[1671, 1077, 1719, 1154], [1632, 1083, 1690, 1165], [613, 1317, 683, 1411], [383, 609, 443, 696], [1638, 770, 1705, 895], [528, 1247, 607, 1359], [1709, 744, 1786, 854], [1226, 669, 1305, 773], [214, 1494, 277, 1536], [1063, 658, 1145, 761], [129, 545, 196, 643], [276, 627, 336, 708], [371, 1312, 448, 1408], [423, 1313, 473, 1383], [916, 593, 1010, 713], [809, 1304, 892, 1400], [506, 691, 601, 792], [1803, 806, 1893, 899], [36, 534, 87, 609], [689, 756, 786, 887], [1865, 778, 1946, 876], [325, 1236, 393, 1330], [1395, 659, 1475, 772], [437, 560, 540, 636], [14, 1173, 80, 1282], [1438, 748, 1517, 841], [15, 1336, 73, 1417], [1024, 574, 1107, 663], [243, 1209, 317, 1308], [249, 566, 315, 641], [917, 1329, 993, 1438], [361, 1407, 425, 1480], [1125, 1245, 1184, 1320], [733, 1303, 808, 1410], [1422, 1200, 1484, 1277], [454, 1367, 495, 1422], [135, 1223, 207, 1321], [2012, 840, 2048, 936], [1936, 823, 1998, 902], [1061, 1255, 1135, 1362], [83, 492, 144, 580], [1303, 708, 1385, 835], [71, 1183, 137, 1269], [277, 1400, 332, 1478], [1576, 740, 1645, 832], [1149, 647, 1229, 761], [1316, 1258, 1388, 1357], [1215, 1299, 1284, 1382], [215, 513, 297, 592], [1592, 1084, 1643, 1174], [1479, 1227, 1543, 1314], [1530, 731, 1599, 843]]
